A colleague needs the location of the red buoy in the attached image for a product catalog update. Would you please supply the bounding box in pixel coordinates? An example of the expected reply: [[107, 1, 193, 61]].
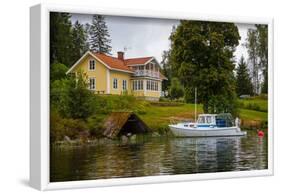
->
[[258, 130, 264, 137]]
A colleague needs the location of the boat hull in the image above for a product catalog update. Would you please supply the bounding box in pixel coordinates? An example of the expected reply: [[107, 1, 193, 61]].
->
[[169, 125, 247, 137]]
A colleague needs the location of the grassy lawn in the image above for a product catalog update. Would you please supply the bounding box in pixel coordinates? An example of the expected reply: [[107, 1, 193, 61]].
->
[[239, 109, 268, 121], [139, 103, 202, 130], [138, 99, 268, 130], [238, 96, 268, 112]]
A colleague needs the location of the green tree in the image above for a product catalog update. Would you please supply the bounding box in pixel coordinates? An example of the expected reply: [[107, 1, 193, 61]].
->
[[160, 50, 171, 95], [256, 25, 268, 93], [50, 72, 94, 119], [236, 56, 253, 96], [169, 78, 184, 100], [245, 28, 259, 95], [66, 72, 94, 119], [245, 25, 268, 94], [169, 21, 240, 114], [50, 78, 72, 116], [50, 62, 68, 82], [71, 21, 89, 63], [88, 15, 112, 54], [50, 12, 73, 66]]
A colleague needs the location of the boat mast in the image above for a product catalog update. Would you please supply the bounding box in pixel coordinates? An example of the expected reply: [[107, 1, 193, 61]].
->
[[195, 87, 197, 122]]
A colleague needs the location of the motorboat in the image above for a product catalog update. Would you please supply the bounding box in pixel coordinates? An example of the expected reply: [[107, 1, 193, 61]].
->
[[169, 113, 247, 137]]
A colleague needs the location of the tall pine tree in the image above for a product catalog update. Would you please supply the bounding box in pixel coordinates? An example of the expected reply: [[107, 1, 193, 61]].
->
[[236, 56, 253, 96], [71, 21, 88, 63], [160, 50, 172, 94], [245, 28, 260, 95], [256, 25, 268, 94], [88, 15, 112, 54], [169, 21, 240, 115], [50, 12, 73, 66]]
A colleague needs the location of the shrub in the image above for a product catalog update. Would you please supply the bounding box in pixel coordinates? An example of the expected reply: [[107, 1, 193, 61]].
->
[[63, 118, 88, 140], [50, 62, 68, 81], [50, 110, 65, 142], [169, 78, 184, 100], [50, 110, 90, 142], [86, 115, 107, 138]]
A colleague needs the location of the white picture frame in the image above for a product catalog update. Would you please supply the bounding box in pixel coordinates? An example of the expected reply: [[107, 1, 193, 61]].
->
[[30, 3, 274, 191]]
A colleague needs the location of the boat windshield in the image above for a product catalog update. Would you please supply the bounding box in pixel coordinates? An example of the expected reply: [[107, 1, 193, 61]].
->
[[197, 115, 215, 124]]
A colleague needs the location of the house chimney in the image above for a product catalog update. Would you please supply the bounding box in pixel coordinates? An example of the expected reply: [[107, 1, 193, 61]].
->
[[117, 51, 124, 60]]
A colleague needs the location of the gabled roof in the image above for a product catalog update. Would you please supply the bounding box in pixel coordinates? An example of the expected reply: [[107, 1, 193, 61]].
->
[[124, 57, 153, 66], [93, 53, 132, 72], [66, 51, 134, 74]]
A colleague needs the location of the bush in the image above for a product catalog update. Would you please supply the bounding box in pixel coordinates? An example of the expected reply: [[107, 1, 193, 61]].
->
[[50, 62, 68, 81], [50, 71, 95, 119], [159, 97, 170, 102], [50, 110, 65, 142], [169, 78, 184, 100], [50, 110, 89, 142], [86, 115, 106, 138]]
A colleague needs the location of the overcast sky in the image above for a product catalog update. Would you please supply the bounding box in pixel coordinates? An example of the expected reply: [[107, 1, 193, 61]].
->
[[71, 14, 256, 66]]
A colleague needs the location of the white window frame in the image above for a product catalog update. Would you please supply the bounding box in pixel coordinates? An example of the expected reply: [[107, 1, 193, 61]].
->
[[134, 80, 137, 90], [89, 59, 96, 71], [89, 77, 96, 90], [122, 80, 127, 90], [113, 78, 118, 89]]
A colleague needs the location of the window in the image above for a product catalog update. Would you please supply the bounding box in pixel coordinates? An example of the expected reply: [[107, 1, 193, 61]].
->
[[146, 80, 159, 91], [113, 78, 118, 89], [122, 80, 127, 90], [132, 80, 143, 90], [89, 60, 95, 70], [206, 116, 212, 123], [198, 116, 206, 124], [89, 78, 95, 90], [147, 80, 150, 90], [133, 80, 136, 90], [138, 80, 143, 90]]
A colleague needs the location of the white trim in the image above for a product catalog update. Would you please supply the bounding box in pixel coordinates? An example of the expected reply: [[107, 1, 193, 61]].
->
[[144, 57, 155, 65], [122, 79, 128, 91], [106, 69, 110, 94], [66, 51, 91, 74], [112, 78, 118, 89], [110, 67, 134, 74], [143, 79, 147, 95], [127, 63, 148, 67], [131, 76, 162, 81]]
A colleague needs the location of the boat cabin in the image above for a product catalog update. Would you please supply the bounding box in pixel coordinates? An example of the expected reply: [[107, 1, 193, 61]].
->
[[197, 114, 235, 128]]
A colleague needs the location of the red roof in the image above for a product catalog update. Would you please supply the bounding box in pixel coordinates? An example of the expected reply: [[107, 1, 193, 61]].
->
[[93, 52, 154, 72], [93, 53, 133, 72], [124, 57, 153, 66]]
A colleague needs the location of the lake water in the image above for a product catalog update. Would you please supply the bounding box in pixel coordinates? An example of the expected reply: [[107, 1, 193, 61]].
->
[[50, 130, 268, 182]]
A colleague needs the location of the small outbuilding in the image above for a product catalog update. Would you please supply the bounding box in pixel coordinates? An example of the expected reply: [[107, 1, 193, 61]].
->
[[103, 112, 151, 138]]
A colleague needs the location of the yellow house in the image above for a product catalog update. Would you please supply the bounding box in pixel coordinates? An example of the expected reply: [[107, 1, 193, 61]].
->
[[66, 51, 167, 101]]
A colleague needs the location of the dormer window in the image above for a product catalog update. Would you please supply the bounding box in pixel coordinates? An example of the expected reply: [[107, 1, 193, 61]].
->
[[89, 60, 95, 70]]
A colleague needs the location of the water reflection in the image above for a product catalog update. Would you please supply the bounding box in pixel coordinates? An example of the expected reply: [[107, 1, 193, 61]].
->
[[50, 132, 268, 182]]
